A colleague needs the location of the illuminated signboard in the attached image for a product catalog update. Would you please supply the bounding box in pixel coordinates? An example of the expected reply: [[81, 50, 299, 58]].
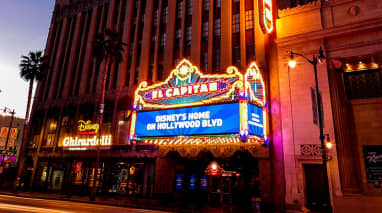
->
[[62, 135, 111, 147], [260, 0, 273, 33], [60, 120, 111, 148], [248, 104, 264, 137], [135, 103, 240, 137], [134, 59, 243, 109], [77, 120, 99, 135], [130, 59, 267, 143]]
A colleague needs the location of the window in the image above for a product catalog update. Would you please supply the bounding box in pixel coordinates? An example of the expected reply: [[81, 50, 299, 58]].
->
[[344, 68, 382, 99], [46, 134, 55, 147], [153, 10, 159, 26], [175, 29, 182, 47], [245, 10, 254, 30], [214, 19, 221, 37], [186, 26, 192, 45], [234, 0, 239, 2], [162, 7, 168, 23], [203, 0, 209, 11], [187, 0, 193, 15], [160, 33, 167, 47], [177, 0, 183, 18], [129, 44, 134, 56], [203, 52, 208, 72], [176, 29, 182, 39], [151, 35, 157, 43], [202, 22, 209, 40], [216, 0, 221, 8], [232, 14, 240, 33], [214, 49, 220, 73], [134, 68, 139, 84], [233, 46, 240, 66]]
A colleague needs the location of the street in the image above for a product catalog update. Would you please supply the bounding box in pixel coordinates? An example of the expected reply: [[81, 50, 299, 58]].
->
[[0, 194, 169, 213]]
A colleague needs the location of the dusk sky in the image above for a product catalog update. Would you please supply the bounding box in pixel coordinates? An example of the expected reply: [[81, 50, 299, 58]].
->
[[0, 1, 55, 118]]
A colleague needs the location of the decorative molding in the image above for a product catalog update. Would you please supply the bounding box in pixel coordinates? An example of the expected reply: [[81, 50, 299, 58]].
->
[[300, 144, 322, 156], [278, 1, 321, 18], [157, 143, 268, 159]]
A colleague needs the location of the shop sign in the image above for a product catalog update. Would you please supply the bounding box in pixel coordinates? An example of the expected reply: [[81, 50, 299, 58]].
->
[[259, 0, 273, 33], [77, 120, 99, 135], [363, 146, 382, 183], [62, 135, 112, 147]]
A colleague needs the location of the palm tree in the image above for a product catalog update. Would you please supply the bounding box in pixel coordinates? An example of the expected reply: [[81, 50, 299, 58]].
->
[[15, 51, 47, 191], [19, 51, 47, 125], [90, 29, 125, 200]]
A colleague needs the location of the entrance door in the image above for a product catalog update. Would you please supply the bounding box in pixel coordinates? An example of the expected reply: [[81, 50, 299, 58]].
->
[[304, 164, 332, 212]]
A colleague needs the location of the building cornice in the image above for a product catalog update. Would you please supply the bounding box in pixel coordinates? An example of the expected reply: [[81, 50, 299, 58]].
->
[[276, 17, 382, 48], [278, 0, 362, 18], [278, 1, 321, 18], [53, 0, 110, 22]]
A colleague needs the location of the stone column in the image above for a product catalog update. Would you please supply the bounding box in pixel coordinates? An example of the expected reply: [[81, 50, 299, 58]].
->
[[117, 0, 134, 89], [78, 7, 101, 95], [163, 0, 177, 74], [48, 17, 70, 100], [152, 0, 163, 83], [220, 0, 232, 70], [63, 13, 84, 97], [191, 0, 202, 67], [138, 0, 154, 82]]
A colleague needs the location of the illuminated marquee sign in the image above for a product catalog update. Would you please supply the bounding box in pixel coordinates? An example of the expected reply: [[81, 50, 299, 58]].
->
[[77, 120, 99, 135], [134, 59, 243, 108], [130, 59, 267, 143], [260, 0, 273, 33]]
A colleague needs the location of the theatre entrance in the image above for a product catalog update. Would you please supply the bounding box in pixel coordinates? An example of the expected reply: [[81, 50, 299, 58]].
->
[[164, 151, 260, 208]]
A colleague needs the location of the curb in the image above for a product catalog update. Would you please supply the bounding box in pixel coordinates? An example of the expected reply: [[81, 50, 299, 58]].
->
[[0, 192, 184, 212]]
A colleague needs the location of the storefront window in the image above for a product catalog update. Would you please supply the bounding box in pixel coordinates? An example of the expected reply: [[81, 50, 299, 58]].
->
[[108, 162, 145, 196]]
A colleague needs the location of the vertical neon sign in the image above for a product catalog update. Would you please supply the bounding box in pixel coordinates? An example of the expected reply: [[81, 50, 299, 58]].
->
[[262, 0, 273, 33]]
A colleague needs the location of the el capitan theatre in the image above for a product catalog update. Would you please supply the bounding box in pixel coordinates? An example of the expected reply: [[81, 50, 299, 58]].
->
[[129, 59, 271, 204]]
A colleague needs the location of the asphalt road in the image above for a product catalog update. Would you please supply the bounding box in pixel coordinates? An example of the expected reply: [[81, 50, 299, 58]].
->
[[0, 194, 170, 213]]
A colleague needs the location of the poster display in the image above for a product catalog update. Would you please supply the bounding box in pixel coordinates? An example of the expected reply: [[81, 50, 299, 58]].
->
[[363, 146, 382, 183]]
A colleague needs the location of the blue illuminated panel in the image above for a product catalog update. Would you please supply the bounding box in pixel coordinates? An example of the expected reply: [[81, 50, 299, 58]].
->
[[248, 104, 264, 137], [135, 103, 239, 137]]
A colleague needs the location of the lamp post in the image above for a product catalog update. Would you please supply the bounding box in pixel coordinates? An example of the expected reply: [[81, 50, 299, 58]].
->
[[0, 107, 16, 167], [288, 47, 332, 211]]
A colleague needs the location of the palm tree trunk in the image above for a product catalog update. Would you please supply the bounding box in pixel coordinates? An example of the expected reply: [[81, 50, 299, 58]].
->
[[13, 78, 34, 191], [90, 56, 110, 200], [25, 79, 34, 125]]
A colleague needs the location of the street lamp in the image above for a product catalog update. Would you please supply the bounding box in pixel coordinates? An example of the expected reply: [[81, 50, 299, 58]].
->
[[288, 47, 332, 211], [0, 107, 16, 167]]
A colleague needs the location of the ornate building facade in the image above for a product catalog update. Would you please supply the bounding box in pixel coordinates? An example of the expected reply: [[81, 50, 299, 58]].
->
[[20, 0, 382, 211], [273, 0, 382, 211], [20, 0, 282, 211]]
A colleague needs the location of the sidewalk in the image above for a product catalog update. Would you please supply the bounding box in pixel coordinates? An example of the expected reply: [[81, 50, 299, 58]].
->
[[0, 190, 258, 213], [333, 195, 382, 213]]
